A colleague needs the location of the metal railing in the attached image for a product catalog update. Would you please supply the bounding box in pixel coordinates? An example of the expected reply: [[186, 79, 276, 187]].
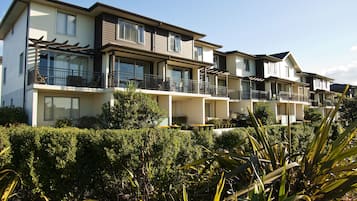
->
[[252, 90, 269, 100], [108, 71, 200, 94], [228, 90, 240, 100], [199, 82, 228, 97], [27, 67, 104, 88], [278, 91, 309, 102]]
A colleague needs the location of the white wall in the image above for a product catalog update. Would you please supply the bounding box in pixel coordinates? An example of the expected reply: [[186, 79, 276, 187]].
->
[[0, 61, 2, 105], [202, 46, 214, 63], [264, 57, 300, 82], [2, 8, 28, 107], [313, 78, 331, 91], [226, 55, 255, 77]]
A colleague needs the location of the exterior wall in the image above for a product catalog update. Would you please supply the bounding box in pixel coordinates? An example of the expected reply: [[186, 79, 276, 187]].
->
[[36, 91, 104, 126], [172, 97, 204, 124], [226, 55, 255, 77], [264, 58, 300, 82], [215, 100, 229, 119], [101, 14, 152, 51], [2, 8, 28, 107], [157, 95, 172, 126], [202, 46, 214, 63], [154, 28, 193, 60], [0, 61, 2, 105], [313, 78, 331, 91], [29, 2, 94, 47]]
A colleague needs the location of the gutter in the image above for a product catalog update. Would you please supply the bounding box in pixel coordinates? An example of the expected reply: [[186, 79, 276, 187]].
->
[[22, 0, 30, 109]]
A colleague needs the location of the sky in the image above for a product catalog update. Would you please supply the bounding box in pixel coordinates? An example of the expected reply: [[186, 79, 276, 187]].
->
[[1, 0, 357, 84]]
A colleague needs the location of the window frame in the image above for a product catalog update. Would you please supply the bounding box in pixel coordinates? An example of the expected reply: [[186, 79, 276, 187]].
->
[[168, 32, 182, 53], [19, 52, 24, 75], [194, 46, 203, 61], [3, 67, 6, 85], [56, 11, 77, 36], [44, 96, 80, 121], [117, 18, 145, 44], [244, 59, 250, 72]]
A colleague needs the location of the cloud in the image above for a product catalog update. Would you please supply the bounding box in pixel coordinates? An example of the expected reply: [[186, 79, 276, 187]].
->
[[323, 61, 357, 85], [350, 45, 357, 51]]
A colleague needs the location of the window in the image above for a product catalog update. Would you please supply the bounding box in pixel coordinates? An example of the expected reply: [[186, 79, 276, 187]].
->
[[285, 66, 289, 77], [113, 57, 152, 87], [194, 46, 203, 61], [244, 59, 250, 71], [213, 55, 219, 69], [117, 19, 145, 44], [3, 67, 6, 85], [168, 32, 181, 52], [19, 52, 24, 75], [44, 97, 79, 121], [56, 12, 76, 36]]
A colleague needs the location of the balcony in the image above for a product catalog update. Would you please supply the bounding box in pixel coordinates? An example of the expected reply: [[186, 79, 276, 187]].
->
[[310, 99, 335, 107], [27, 67, 104, 88], [228, 90, 269, 100], [278, 91, 309, 102], [200, 83, 228, 97], [108, 72, 199, 94]]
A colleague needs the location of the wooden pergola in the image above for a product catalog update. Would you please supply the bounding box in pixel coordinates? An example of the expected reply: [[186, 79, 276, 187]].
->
[[29, 36, 95, 84]]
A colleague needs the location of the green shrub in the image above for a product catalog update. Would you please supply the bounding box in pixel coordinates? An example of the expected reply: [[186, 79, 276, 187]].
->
[[54, 119, 73, 128], [254, 103, 274, 125], [76, 116, 101, 129], [304, 107, 322, 123], [99, 84, 164, 129], [4, 126, 205, 201], [0, 107, 28, 126]]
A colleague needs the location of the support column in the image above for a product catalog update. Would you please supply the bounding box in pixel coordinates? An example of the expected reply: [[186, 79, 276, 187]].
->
[[158, 95, 172, 126], [215, 75, 218, 96], [32, 89, 38, 127]]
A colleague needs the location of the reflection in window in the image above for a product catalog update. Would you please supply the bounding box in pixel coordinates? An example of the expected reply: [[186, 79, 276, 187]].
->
[[113, 57, 151, 87], [44, 97, 79, 121]]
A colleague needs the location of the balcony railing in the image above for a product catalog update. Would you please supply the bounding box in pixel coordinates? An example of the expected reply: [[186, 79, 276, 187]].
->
[[252, 90, 269, 100], [108, 71, 201, 94], [310, 99, 335, 107], [27, 67, 104, 88], [278, 91, 309, 102], [200, 83, 228, 97]]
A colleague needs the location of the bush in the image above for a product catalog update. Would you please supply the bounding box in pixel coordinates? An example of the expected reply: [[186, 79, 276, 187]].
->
[[206, 118, 233, 128], [304, 107, 322, 123], [0, 107, 28, 126], [172, 116, 187, 125], [3, 126, 206, 201], [76, 116, 101, 129], [254, 103, 274, 125], [99, 84, 164, 129], [54, 119, 73, 128]]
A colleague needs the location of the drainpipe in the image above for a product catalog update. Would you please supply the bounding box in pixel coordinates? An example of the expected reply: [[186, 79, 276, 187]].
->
[[22, 1, 30, 109]]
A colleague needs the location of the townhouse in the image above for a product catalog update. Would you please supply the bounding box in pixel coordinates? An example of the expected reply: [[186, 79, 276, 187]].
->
[[0, 0, 335, 127], [225, 51, 310, 125], [300, 72, 335, 117], [0, 0, 230, 126]]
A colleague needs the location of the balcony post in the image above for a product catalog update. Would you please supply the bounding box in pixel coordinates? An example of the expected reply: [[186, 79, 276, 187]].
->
[[204, 67, 207, 94], [34, 44, 38, 83], [226, 74, 229, 96]]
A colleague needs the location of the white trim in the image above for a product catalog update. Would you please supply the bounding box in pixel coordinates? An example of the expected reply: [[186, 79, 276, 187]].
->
[[168, 32, 182, 53], [116, 18, 145, 45]]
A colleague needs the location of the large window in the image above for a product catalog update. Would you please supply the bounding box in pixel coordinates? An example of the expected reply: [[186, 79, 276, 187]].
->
[[168, 32, 181, 52], [113, 57, 152, 87], [194, 46, 203, 61], [117, 19, 145, 44], [44, 97, 79, 121], [56, 12, 76, 36], [19, 52, 24, 75], [39, 51, 89, 85]]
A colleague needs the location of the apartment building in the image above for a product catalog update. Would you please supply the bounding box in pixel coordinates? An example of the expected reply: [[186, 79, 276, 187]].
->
[[300, 72, 335, 116], [331, 83, 357, 98], [0, 56, 2, 105], [0, 0, 230, 126]]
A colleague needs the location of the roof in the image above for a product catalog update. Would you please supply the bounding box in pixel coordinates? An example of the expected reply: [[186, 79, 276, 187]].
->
[[255, 54, 282, 62], [270, 51, 290, 59], [299, 72, 334, 81], [225, 50, 256, 59], [0, 0, 206, 40], [195, 40, 222, 49]]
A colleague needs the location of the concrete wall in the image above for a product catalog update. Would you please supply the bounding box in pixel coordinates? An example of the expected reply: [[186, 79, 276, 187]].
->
[[2, 8, 28, 107], [215, 100, 229, 119], [172, 97, 204, 124], [29, 2, 94, 47], [202, 46, 214, 63], [226, 55, 256, 77], [157, 95, 171, 126]]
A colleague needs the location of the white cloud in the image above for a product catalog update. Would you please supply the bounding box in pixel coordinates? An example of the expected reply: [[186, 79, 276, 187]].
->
[[350, 45, 357, 51], [323, 61, 357, 85]]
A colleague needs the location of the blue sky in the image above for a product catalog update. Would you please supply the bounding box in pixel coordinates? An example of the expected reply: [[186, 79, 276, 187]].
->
[[1, 0, 357, 84]]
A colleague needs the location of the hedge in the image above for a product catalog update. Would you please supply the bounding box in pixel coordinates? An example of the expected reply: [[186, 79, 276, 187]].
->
[[0, 126, 213, 201]]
